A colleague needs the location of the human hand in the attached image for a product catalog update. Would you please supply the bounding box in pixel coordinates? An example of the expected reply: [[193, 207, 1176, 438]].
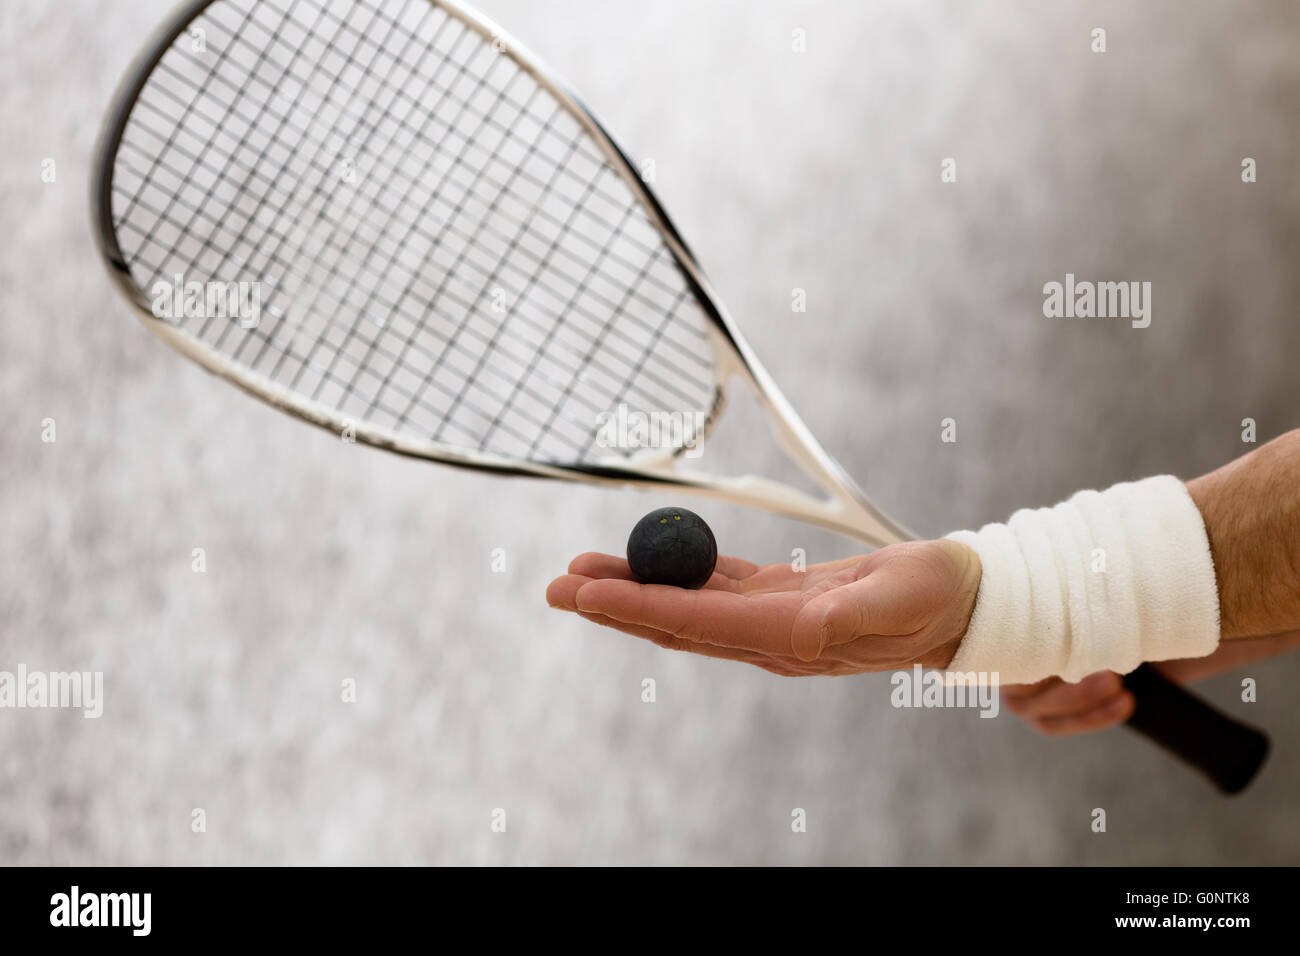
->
[[1002, 631, 1300, 736], [545, 539, 982, 676]]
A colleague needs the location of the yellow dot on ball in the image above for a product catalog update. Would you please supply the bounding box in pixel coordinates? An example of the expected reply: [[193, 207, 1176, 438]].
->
[[659, 518, 667, 523], [674, 515, 681, 520]]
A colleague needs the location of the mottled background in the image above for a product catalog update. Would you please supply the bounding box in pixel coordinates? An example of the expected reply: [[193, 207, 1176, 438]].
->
[[2, 0, 1298, 865]]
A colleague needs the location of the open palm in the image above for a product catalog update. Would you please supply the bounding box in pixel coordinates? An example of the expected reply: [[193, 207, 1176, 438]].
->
[[545, 539, 981, 676]]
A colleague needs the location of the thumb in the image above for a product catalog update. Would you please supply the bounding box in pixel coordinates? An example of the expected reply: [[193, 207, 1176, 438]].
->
[[790, 564, 935, 660], [790, 574, 888, 661]]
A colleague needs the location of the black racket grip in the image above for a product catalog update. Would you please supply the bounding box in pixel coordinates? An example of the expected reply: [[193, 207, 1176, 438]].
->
[[1122, 664, 1269, 794]]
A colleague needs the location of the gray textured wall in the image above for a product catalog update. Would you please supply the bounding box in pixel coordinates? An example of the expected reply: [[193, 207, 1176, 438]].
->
[[1, 0, 1297, 864]]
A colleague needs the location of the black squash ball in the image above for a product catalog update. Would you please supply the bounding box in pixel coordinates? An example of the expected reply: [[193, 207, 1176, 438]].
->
[[626, 507, 718, 589]]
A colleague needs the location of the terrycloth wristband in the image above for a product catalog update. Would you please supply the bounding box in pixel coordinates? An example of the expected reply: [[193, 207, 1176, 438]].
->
[[943, 475, 1220, 684]]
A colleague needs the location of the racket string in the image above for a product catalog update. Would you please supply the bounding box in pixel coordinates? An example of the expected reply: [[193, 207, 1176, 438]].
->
[[110, 0, 718, 463], [121, 4, 712, 376], [112, 139, 704, 446], [116, 78, 709, 427], [130, 20, 709, 367]]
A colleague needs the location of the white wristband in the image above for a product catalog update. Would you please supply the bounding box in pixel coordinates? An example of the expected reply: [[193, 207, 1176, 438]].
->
[[943, 475, 1220, 684]]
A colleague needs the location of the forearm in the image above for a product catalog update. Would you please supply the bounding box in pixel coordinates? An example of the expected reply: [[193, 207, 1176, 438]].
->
[[1187, 429, 1300, 640]]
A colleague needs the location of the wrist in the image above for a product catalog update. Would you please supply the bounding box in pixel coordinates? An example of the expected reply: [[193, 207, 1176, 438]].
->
[[943, 476, 1220, 684]]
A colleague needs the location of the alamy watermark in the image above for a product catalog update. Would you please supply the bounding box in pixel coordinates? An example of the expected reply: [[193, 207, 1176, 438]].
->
[[595, 403, 706, 458], [890, 664, 999, 718], [50, 886, 150, 936], [0, 665, 103, 718], [151, 273, 262, 329], [1043, 273, 1151, 328]]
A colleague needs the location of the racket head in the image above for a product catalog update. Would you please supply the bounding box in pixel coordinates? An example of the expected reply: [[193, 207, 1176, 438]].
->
[[92, 0, 745, 481]]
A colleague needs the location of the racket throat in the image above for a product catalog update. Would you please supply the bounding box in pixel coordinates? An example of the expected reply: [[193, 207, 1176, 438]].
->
[[657, 471, 911, 550]]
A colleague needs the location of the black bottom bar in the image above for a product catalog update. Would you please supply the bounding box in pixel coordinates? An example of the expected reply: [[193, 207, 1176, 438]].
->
[[0, 866, 1289, 940]]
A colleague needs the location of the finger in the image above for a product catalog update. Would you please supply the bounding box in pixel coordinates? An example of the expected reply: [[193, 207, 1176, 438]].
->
[[754, 662, 808, 677], [808, 632, 966, 670], [1029, 690, 1135, 737], [549, 569, 735, 611], [715, 554, 761, 578], [790, 572, 898, 661], [1000, 677, 1064, 701], [1155, 631, 1300, 684], [567, 551, 755, 590], [573, 612, 773, 666], [546, 573, 595, 611], [575, 610, 678, 645], [569, 599, 827, 674], [573, 578, 792, 653], [1002, 671, 1125, 720], [567, 552, 637, 580]]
